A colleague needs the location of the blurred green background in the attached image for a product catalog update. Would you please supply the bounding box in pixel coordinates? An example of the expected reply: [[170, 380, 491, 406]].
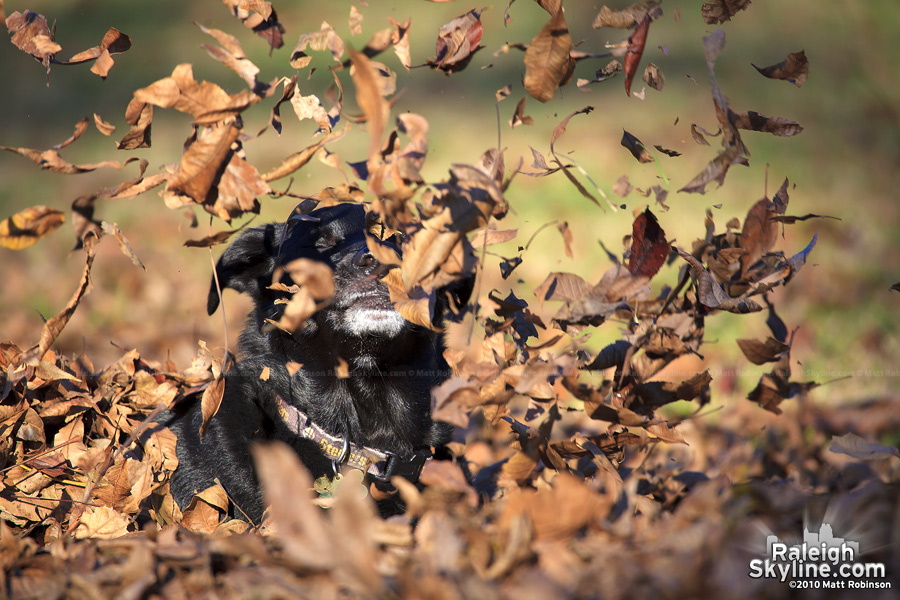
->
[[1, 0, 898, 403]]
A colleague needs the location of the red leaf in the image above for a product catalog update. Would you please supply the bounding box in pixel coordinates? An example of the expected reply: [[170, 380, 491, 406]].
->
[[624, 13, 650, 96], [628, 209, 668, 279]]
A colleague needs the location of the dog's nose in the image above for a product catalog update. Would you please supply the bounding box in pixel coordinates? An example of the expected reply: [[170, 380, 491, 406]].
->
[[353, 247, 376, 269]]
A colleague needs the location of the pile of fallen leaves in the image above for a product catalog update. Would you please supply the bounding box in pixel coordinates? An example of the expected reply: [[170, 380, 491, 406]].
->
[[2, 2, 898, 598]]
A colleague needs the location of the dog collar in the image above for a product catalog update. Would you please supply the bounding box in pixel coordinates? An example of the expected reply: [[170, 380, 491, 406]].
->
[[274, 394, 431, 483]]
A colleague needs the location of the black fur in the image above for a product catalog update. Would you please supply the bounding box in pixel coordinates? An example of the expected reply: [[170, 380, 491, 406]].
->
[[162, 204, 466, 522]]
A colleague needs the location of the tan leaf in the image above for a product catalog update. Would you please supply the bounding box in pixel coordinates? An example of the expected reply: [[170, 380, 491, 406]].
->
[[71, 505, 131, 539], [524, 7, 575, 102], [0, 206, 65, 250], [199, 376, 225, 440]]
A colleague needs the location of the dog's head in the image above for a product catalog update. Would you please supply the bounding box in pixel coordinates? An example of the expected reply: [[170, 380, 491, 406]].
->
[[208, 203, 470, 359]]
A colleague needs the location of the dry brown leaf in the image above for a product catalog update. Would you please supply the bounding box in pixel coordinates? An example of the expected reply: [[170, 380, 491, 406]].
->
[[592, 1, 662, 29], [702, 0, 752, 25], [524, 7, 575, 102], [753, 50, 808, 87], [0, 206, 65, 250], [220, 0, 285, 50]]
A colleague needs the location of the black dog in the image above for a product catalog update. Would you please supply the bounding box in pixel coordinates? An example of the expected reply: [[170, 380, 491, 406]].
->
[[163, 203, 467, 522]]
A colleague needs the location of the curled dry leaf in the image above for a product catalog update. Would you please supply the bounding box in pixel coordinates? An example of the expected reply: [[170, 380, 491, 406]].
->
[[702, 0, 752, 25], [0, 206, 66, 250], [6, 11, 61, 72], [592, 1, 662, 29], [93, 113, 116, 136], [349, 48, 389, 164], [17, 233, 98, 366], [389, 17, 412, 70], [731, 110, 803, 137], [675, 247, 762, 314], [427, 9, 483, 73], [643, 62, 665, 90], [220, 0, 285, 50], [510, 97, 533, 127], [524, 5, 575, 102], [290, 21, 344, 69], [197, 22, 268, 93], [621, 130, 653, 163], [753, 50, 808, 87]]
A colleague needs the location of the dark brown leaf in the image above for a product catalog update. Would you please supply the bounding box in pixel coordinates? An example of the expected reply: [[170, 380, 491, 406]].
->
[[740, 199, 778, 276], [736, 336, 790, 365], [731, 110, 802, 137], [621, 130, 652, 163], [628, 209, 668, 279], [753, 50, 808, 87]]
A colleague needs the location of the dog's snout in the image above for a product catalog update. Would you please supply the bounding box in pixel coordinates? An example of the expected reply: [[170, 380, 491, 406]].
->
[[353, 247, 376, 269]]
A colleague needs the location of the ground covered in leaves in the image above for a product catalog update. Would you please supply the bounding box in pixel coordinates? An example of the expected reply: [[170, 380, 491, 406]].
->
[[2, 1, 899, 598]]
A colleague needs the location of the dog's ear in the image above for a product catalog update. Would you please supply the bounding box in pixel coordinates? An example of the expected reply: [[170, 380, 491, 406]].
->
[[207, 224, 285, 315]]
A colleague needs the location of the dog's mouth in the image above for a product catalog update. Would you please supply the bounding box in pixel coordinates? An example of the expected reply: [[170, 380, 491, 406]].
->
[[332, 279, 407, 338]]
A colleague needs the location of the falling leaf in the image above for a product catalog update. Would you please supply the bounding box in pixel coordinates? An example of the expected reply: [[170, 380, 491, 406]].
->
[[18, 233, 98, 366], [427, 9, 483, 73], [624, 13, 650, 96], [829, 433, 900, 461], [59, 27, 132, 79], [627, 209, 668, 279], [621, 130, 652, 163], [675, 247, 762, 313], [702, 0, 752, 25], [349, 48, 389, 163], [523, 6, 575, 102], [93, 113, 116, 136], [613, 174, 634, 197], [290, 21, 345, 69], [691, 124, 712, 145], [653, 145, 680, 157], [557, 222, 574, 258], [592, 1, 663, 29], [510, 97, 533, 127], [197, 22, 267, 93], [389, 17, 412, 70], [739, 198, 778, 276], [0, 206, 65, 250], [101, 222, 146, 270], [736, 336, 790, 365], [6, 11, 61, 73], [753, 50, 808, 87], [643, 62, 665, 90], [220, 0, 285, 50], [731, 110, 803, 137], [349, 5, 364, 35], [496, 85, 511, 101]]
